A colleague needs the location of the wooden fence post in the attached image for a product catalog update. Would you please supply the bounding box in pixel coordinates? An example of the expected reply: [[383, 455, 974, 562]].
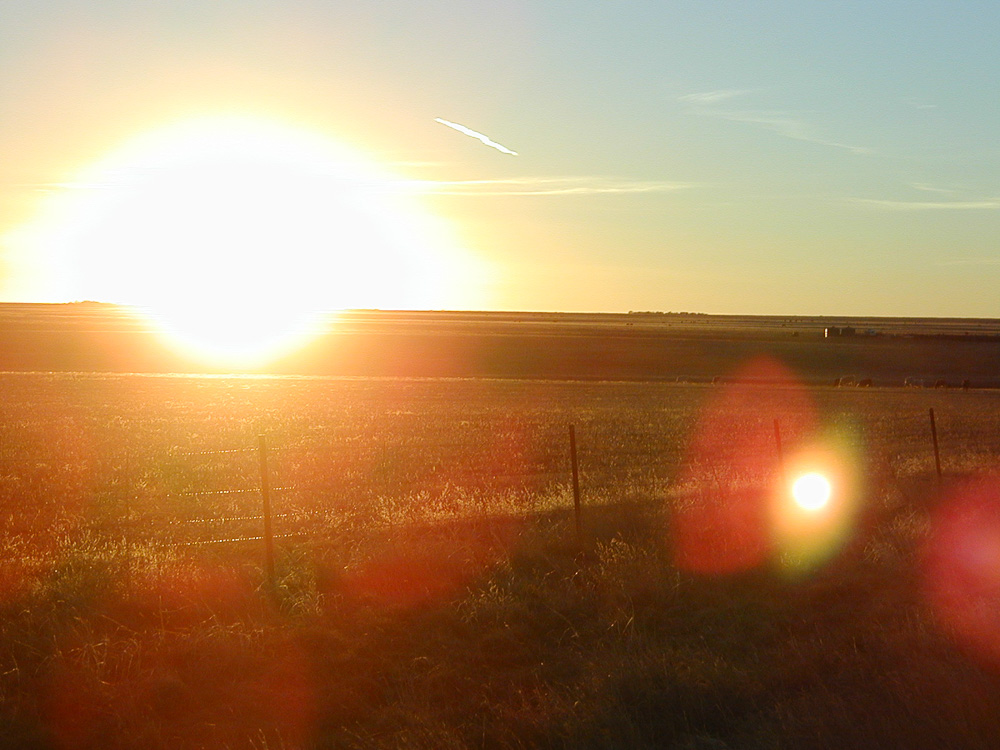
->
[[773, 418, 786, 488], [569, 425, 582, 544], [929, 408, 942, 482], [123, 491, 132, 580], [258, 435, 276, 586]]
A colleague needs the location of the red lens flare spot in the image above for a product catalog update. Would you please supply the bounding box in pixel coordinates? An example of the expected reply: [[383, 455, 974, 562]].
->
[[672, 487, 772, 575], [344, 552, 466, 609], [118, 561, 256, 627], [342, 520, 519, 609], [672, 356, 818, 574], [924, 477, 1000, 669], [45, 573, 318, 748]]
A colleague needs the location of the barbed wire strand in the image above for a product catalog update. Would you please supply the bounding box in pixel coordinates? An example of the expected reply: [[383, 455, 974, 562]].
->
[[171, 531, 305, 548]]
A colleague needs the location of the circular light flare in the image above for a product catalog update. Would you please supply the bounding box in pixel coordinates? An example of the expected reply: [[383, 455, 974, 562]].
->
[[792, 471, 832, 512], [771, 432, 864, 577]]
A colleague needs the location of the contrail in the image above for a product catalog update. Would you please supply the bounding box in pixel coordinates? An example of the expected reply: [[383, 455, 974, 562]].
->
[[435, 118, 518, 156]]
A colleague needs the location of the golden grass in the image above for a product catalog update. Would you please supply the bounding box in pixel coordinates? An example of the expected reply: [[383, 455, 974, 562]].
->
[[3, 374, 1000, 748]]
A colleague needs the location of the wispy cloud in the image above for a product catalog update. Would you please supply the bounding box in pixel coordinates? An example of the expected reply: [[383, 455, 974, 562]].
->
[[389, 160, 448, 169], [410, 176, 692, 196], [902, 97, 937, 110], [710, 110, 872, 155], [435, 118, 518, 156], [849, 197, 1000, 211], [848, 183, 999, 210], [911, 182, 957, 195], [678, 89, 756, 105], [679, 90, 871, 155], [22, 174, 689, 199]]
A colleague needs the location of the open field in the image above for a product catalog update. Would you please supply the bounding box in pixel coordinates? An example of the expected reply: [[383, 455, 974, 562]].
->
[[3, 371, 1000, 748], [3, 304, 1000, 386]]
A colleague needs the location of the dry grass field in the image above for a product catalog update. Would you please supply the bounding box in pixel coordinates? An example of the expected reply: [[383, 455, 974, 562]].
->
[[3, 365, 1000, 748]]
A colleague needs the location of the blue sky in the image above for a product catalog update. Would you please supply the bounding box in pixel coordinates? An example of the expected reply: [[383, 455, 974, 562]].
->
[[2, 1, 999, 316]]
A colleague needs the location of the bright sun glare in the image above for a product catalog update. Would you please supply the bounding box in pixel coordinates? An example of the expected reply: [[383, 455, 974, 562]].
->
[[791, 472, 832, 512], [24, 115, 477, 365]]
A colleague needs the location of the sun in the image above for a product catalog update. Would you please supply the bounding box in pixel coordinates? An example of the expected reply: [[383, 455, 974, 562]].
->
[[21, 115, 480, 365]]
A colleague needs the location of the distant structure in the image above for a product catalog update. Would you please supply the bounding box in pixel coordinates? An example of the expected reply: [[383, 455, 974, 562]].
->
[[824, 326, 856, 338]]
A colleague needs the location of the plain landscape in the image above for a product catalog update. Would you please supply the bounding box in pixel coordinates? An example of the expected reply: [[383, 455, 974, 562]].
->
[[3, 305, 1000, 748], [4, 303, 1000, 385], [6, 1, 1000, 747]]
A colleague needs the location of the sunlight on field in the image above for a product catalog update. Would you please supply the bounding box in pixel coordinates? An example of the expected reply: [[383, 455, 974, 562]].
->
[[10, 116, 486, 365], [6, 373, 1000, 746]]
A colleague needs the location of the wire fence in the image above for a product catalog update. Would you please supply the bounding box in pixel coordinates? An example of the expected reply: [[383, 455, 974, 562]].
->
[[118, 408, 967, 572], [120, 427, 589, 583], [2, 400, 998, 586]]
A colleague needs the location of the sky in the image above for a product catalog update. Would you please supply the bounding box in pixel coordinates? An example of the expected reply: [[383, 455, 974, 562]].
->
[[2, 1, 1000, 317]]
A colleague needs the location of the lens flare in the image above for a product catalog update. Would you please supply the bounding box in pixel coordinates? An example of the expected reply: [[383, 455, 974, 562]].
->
[[792, 472, 832, 512], [671, 356, 866, 577], [924, 477, 1000, 670], [772, 431, 864, 575], [672, 356, 818, 575]]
